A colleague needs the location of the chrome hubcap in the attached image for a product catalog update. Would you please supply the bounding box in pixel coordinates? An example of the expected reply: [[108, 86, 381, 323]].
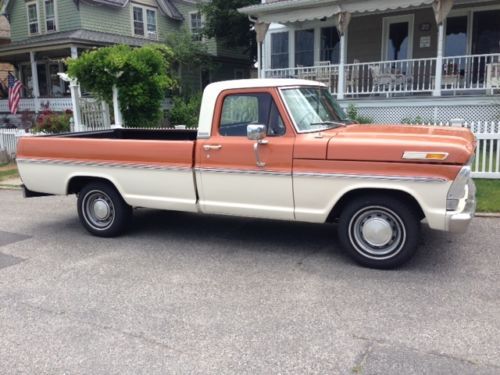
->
[[93, 199, 111, 220], [83, 190, 115, 230], [361, 217, 393, 247], [348, 206, 406, 260]]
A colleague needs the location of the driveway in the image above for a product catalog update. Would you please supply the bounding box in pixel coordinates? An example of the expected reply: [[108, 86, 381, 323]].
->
[[0, 189, 499, 374]]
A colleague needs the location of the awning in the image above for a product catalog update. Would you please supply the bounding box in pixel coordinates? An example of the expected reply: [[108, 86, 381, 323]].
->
[[253, 4, 341, 25], [239, 0, 440, 24]]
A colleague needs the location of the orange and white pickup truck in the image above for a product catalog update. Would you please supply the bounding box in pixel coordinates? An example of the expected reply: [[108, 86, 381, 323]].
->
[[17, 79, 476, 268]]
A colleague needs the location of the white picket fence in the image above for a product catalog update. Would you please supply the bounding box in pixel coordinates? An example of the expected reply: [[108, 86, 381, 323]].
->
[[1, 121, 500, 178]]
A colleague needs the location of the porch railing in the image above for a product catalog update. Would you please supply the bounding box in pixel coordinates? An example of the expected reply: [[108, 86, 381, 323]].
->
[[263, 53, 500, 97], [0, 98, 73, 113]]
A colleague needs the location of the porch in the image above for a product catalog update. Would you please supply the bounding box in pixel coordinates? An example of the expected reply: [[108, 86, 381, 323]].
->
[[265, 53, 500, 98], [241, 0, 500, 101]]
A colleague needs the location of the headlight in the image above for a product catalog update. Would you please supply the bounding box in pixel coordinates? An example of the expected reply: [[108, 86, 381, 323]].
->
[[447, 166, 471, 211]]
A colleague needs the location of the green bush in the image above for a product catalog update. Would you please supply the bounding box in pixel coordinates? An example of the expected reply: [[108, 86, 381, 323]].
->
[[346, 104, 373, 124], [67, 44, 175, 127], [32, 107, 71, 133], [168, 94, 202, 128]]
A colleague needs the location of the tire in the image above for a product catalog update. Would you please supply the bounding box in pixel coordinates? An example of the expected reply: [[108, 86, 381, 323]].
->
[[338, 194, 420, 269], [77, 181, 132, 237]]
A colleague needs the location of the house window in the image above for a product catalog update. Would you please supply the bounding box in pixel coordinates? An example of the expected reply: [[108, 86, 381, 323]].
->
[[382, 15, 414, 61], [271, 32, 289, 69], [27, 2, 39, 34], [133, 6, 157, 39], [45, 0, 57, 32], [445, 16, 468, 56], [320, 27, 340, 64], [295, 29, 314, 67], [190, 12, 203, 41]]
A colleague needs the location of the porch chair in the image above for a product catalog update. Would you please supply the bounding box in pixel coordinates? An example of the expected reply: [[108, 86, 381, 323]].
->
[[314, 61, 333, 89], [486, 62, 500, 94], [368, 65, 393, 94], [346, 59, 360, 94]]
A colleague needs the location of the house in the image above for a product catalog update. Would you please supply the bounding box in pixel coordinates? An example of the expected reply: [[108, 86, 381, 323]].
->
[[0, 0, 252, 115], [239, 0, 500, 123]]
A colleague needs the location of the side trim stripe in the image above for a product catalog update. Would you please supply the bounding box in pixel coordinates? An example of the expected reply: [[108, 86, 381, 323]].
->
[[16, 158, 191, 172], [17, 158, 447, 182], [195, 167, 290, 177], [293, 172, 447, 183]]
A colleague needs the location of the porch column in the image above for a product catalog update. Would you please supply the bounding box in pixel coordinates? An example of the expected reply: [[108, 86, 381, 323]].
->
[[70, 46, 78, 59], [69, 80, 83, 132], [112, 85, 123, 128], [432, 0, 454, 97], [29, 51, 40, 113], [336, 12, 351, 100], [254, 21, 270, 78]]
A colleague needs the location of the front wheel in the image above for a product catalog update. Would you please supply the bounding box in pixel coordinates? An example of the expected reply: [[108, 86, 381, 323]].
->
[[77, 181, 132, 237], [338, 195, 420, 269]]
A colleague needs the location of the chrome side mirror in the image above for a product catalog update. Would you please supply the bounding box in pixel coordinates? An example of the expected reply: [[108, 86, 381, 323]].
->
[[247, 124, 267, 141], [247, 124, 268, 168]]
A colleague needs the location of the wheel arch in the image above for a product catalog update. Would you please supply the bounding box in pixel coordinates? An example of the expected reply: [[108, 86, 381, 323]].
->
[[327, 188, 425, 223], [66, 174, 125, 198]]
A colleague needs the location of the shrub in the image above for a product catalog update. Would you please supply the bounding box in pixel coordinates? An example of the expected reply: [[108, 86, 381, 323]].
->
[[168, 94, 202, 128], [346, 104, 373, 124], [32, 107, 72, 133], [67, 44, 175, 127]]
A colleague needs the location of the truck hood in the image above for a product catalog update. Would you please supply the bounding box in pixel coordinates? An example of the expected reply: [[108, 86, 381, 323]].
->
[[325, 124, 476, 164]]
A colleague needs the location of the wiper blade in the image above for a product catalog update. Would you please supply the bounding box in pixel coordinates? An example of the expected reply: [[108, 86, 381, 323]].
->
[[310, 121, 346, 128]]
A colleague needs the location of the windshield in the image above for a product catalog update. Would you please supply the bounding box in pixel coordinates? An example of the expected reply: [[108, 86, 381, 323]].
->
[[280, 87, 351, 132]]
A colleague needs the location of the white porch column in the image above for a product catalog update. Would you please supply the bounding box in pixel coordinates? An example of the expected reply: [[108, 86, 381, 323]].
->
[[337, 34, 346, 99], [433, 23, 444, 96], [29, 51, 40, 112], [112, 85, 123, 127], [69, 80, 83, 132], [432, 0, 454, 97], [336, 12, 351, 100], [70, 46, 78, 59], [254, 21, 270, 78]]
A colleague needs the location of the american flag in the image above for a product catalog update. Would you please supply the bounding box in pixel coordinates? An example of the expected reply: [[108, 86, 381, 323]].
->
[[8, 73, 23, 115]]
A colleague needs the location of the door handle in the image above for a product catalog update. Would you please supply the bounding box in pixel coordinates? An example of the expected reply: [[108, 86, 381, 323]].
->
[[203, 144, 222, 151], [253, 139, 268, 167]]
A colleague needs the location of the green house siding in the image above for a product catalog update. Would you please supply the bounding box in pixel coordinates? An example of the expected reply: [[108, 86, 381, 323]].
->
[[80, 4, 131, 36], [9, 0, 80, 42], [56, 1, 81, 33]]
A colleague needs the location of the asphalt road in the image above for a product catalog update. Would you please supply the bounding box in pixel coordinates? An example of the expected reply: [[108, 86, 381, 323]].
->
[[0, 189, 499, 374]]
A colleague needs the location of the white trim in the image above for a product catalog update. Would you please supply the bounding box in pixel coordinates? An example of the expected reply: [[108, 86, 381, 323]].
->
[[189, 10, 204, 41], [44, 0, 59, 33], [26, 1, 40, 36], [381, 14, 414, 61], [130, 3, 158, 40]]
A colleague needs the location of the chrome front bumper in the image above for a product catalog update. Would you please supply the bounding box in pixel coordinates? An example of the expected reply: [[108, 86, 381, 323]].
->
[[445, 179, 476, 233]]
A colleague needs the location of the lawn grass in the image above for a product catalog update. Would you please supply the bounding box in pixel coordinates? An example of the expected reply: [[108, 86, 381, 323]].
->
[[474, 179, 500, 213], [0, 163, 19, 182]]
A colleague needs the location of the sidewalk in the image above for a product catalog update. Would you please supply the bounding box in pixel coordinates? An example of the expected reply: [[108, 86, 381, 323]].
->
[[0, 176, 22, 189]]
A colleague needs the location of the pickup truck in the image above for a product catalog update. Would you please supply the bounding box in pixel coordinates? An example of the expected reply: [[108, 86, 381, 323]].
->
[[16, 79, 476, 269]]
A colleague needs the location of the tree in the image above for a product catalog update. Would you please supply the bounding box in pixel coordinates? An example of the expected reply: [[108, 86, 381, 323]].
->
[[67, 44, 175, 127], [201, 0, 260, 62]]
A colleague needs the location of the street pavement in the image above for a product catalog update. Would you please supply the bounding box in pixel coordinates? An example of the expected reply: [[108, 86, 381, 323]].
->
[[0, 189, 499, 374]]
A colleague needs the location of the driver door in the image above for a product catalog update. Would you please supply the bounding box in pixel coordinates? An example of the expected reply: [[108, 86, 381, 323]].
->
[[196, 88, 295, 220]]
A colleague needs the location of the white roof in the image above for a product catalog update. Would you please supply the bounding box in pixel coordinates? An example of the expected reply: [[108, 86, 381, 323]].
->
[[197, 79, 326, 137], [204, 78, 326, 92]]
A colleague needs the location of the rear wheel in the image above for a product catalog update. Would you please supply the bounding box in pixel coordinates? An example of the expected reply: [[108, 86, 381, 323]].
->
[[338, 195, 420, 269], [77, 181, 131, 237]]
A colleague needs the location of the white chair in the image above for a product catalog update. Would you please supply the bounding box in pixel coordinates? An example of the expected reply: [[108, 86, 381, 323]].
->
[[486, 63, 500, 94], [346, 59, 360, 94], [314, 61, 332, 89]]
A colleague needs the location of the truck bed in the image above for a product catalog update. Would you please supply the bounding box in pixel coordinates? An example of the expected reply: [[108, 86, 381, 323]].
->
[[61, 128, 198, 141], [16, 128, 199, 213]]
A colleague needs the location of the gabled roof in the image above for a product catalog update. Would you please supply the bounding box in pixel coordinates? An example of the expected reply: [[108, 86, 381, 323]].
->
[[1, 0, 183, 21]]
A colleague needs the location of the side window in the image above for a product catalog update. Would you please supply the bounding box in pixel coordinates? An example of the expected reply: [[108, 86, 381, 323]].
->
[[219, 93, 286, 137]]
